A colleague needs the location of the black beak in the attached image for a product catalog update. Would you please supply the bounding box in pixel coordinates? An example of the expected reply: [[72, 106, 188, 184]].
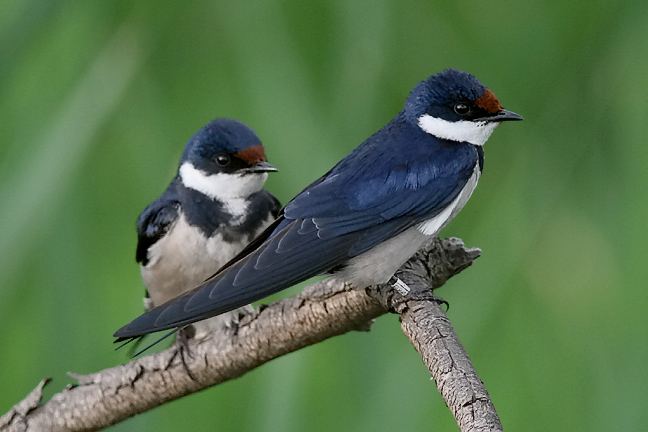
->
[[480, 109, 524, 122], [245, 161, 279, 173]]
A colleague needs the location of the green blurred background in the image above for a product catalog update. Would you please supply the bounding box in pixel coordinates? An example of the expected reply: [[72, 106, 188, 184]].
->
[[1, 0, 647, 430]]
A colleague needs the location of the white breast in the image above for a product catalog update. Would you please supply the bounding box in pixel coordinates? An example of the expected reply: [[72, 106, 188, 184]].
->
[[141, 212, 273, 306], [141, 212, 274, 337]]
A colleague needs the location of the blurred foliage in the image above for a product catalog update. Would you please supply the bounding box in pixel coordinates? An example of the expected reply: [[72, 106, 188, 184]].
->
[[1, 0, 647, 430]]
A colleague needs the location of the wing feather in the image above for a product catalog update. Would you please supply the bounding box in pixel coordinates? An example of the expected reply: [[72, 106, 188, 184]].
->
[[135, 199, 180, 265], [114, 122, 481, 339]]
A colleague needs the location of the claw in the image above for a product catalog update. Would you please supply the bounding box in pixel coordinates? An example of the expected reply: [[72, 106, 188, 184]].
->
[[171, 327, 198, 381]]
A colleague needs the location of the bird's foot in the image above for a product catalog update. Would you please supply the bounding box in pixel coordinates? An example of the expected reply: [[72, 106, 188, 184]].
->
[[220, 313, 243, 339], [408, 290, 450, 311], [210, 306, 255, 340], [170, 327, 198, 381], [389, 276, 449, 311]]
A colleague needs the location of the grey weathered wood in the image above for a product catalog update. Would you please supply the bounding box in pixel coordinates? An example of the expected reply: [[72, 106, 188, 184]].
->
[[368, 238, 502, 431], [0, 237, 501, 432]]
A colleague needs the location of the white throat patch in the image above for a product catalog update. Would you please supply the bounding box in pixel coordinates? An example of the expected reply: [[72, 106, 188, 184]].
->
[[417, 114, 498, 146], [179, 162, 268, 201]]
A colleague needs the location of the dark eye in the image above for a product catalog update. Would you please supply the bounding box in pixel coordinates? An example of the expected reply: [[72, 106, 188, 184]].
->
[[215, 154, 230, 166], [453, 102, 471, 116]]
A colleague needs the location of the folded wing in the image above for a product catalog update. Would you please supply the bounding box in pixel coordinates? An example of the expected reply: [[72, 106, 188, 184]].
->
[[115, 131, 479, 339]]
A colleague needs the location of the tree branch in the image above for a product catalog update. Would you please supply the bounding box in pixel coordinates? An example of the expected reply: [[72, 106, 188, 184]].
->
[[368, 238, 502, 431], [0, 237, 501, 432]]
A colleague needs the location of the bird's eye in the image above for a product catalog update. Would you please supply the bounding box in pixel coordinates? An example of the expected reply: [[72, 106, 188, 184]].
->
[[215, 154, 230, 166], [453, 102, 471, 116]]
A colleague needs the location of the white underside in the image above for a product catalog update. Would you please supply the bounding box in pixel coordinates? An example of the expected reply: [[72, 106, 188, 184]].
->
[[142, 211, 274, 337], [335, 165, 480, 287], [418, 166, 480, 235], [417, 114, 498, 146], [179, 162, 268, 218]]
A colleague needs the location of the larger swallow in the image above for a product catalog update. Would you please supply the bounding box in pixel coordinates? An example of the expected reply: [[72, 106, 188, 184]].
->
[[115, 69, 522, 341]]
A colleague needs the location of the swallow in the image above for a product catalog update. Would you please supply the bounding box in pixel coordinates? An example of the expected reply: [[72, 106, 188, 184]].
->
[[115, 69, 522, 342], [134, 118, 280, 340]]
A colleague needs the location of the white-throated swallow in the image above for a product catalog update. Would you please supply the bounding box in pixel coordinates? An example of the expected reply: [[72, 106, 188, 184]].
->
[[115, 69, 522, 342], [134, 118, 280, 340]]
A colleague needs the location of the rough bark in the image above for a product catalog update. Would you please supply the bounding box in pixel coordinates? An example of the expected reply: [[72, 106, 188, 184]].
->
[[0, 237, 502, 432]]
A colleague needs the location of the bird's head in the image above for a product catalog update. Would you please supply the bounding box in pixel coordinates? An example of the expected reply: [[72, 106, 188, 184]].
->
[[404, 69, 523, 146], [179, 118, 278, 200]]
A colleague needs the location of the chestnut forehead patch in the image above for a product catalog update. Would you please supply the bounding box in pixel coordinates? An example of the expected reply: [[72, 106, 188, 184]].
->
[[235, 145, 267, 164], [475, 89, 503, 113]]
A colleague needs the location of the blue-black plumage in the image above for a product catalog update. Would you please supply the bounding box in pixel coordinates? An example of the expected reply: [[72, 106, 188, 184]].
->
[[116, 69, 522, 340]]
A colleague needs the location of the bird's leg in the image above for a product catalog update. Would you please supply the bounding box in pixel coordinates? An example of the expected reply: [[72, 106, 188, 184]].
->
[[388, 276, 449, 311], [390, 277, 411, 296]]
